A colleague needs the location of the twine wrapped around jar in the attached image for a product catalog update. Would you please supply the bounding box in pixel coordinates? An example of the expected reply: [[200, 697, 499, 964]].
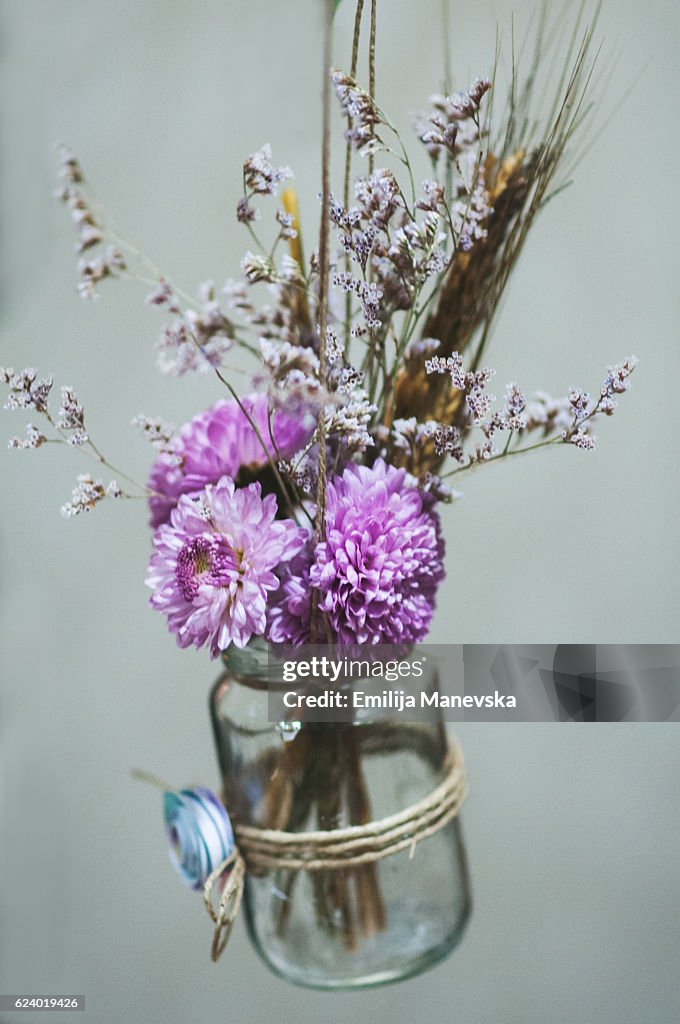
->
[[203, 737, 467, 961]]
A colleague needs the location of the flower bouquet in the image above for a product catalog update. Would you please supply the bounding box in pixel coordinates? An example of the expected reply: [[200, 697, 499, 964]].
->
[[1, 0, 637, 990]]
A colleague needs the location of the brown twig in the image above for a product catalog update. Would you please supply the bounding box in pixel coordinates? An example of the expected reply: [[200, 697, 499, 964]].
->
[[368, 0, 377, 176], [346, 727, 387, 938], [311, 0, 334, 642], [343, 0, 367, 353]]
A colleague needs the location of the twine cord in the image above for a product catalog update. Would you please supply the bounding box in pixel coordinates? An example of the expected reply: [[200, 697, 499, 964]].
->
[[203, 849, 247, 962], [203, 739, 467, 962]]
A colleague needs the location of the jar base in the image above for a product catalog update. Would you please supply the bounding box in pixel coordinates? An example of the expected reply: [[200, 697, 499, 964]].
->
[[245, 902, 472, 990]]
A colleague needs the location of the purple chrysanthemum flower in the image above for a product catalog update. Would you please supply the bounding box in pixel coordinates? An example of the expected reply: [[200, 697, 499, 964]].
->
[[267, 458, 445, 645], [266, 544, 315, 646], [147, 478, 306, 655], [148, 394, 311, 527]]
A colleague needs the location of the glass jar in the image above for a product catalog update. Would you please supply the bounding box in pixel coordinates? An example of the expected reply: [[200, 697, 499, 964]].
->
[[209, 640, 471, 989]]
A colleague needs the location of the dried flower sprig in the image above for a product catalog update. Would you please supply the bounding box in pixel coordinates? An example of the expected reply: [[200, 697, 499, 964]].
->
[[148, 278, 238, 377], [61, 474, 123, 518], [7, 423, 48, 450], [131, 415, 177, 455], [55, 146, 128, 299], [1, 366, 157, 513], [411, 353, 640, 481], [55, 149, 259, 378]]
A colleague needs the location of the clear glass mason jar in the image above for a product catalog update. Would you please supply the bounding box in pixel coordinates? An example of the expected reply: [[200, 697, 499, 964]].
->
[[209, 640, 471, 989]]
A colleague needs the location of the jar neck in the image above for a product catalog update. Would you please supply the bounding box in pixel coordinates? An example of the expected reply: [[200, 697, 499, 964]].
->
[[221, 636, 271, 688]]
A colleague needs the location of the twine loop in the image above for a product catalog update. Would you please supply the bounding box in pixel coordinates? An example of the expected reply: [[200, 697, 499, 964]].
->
[[203, 849, 247, 962], [203, 738, 467, 961]]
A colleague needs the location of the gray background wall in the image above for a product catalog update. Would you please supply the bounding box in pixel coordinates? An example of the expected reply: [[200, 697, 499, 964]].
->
[[1, 2, 679, 1022]]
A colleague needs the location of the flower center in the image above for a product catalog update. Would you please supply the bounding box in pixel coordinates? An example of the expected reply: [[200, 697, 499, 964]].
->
[[176, 537, 216, 601], [176, 535, 245, 601]]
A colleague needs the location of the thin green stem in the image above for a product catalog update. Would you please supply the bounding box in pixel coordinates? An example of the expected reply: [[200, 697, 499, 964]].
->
[[85, 438, 150, 495], [110, 232, 260, 359], [213, 369, 304, 528], [41, 409, 152, 496], [442, 435, 563, 479]]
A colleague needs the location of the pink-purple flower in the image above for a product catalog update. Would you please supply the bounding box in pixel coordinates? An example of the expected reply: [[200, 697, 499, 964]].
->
[[147, 478, 306, 655], [266, 546, 315, 646], [267, 459, 445, 646], [148, 394, 311, 527]]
